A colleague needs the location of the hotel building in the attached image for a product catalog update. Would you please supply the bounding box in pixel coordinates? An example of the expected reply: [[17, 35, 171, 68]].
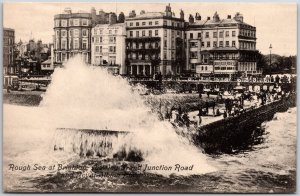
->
[[91, 23, 126, 75], [186, 12, 259, 79], [125, 4, 185, 76]]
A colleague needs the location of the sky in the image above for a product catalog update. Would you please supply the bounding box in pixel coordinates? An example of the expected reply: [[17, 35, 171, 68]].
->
[[3, 2, 297, 56]]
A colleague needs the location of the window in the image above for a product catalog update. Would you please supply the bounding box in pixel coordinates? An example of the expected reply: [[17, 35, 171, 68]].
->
[[109, 30, 112, 34], [164, 30, 167, 37], [69, 30, 73, 37], [62, 20, 67, 27], [213, 32, 217, 38], [219, 41, 223, 47], [219, 31, 223, 37], [115, 30, 118, 34], [201, 42, 204, 47], [164, 40, 167, 48], [74, 29, 79, 37], [100, 37, 102, 43], [226, 41, 229, 47], [205, 32, 209, 38], [109, 46, 113, 52], [213, 41, 217, 47], [55, 20, 60, 27], [61, 30, 67, 37], [190, 33, 193, 39], [207, 41, 210, 47], [142, 22, 146, 25], [74, 19, 79, 26], [198, 33, 201, 38], [95, 46, 100, 52], [82, 39, 88, 50], [163, 21, 167, 26], [149, 21, 152, 25], [109, 36, 114, 43], [74, 39, 79, 49], [226, 31, 229, 37], [190, 51, 197, 59], [172, 22, 174, 26], [163, 52, 167, 59], [177, 31, 180, 36], [155, 21, 159, 25], [142, 30, 145, 37], [155, 30, 158, 36], [130, 31, 133, 37], [100, 46, 102, 53], [61, 40, 67, 49], [232, 31, 236, 37], [82, 19, 88, 26], [136, 31, 139, 37], [149, 30, 152, 37], [56, 30, 60, 37], [82, 29, 87, 37], [136, 22, 139, 26], [95, 37, 99, 43], [190, 42, 198, 48]]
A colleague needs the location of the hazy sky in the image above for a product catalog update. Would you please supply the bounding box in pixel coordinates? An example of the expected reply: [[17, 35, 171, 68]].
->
[[3, 2, 297, 56]]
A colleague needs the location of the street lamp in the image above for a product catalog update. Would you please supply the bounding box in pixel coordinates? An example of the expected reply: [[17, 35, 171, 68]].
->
[[269, 44, 272, 67]]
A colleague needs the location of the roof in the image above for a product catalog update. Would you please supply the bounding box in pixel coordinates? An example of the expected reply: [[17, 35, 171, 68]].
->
[[126, 12, 183, 21], [133, 12, 164, 19], [41, 59, 51, 64], [189, 18, 254, 29]]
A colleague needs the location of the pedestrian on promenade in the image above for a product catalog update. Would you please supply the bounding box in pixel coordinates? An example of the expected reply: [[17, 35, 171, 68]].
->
[[223, 111, 227, 118]]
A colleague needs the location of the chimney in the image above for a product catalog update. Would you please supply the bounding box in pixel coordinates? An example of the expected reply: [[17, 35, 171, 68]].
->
[[108, 13, 117, 25], [129, 10, 136, 18], [189, 14, 194, 23], [234, 12, 243, 22], [180, 9, 184, 20], [140, 10, 145, 15], [64, 8, 72, 14], [227, 15, 231, 19], [195, 12, 201, 20]]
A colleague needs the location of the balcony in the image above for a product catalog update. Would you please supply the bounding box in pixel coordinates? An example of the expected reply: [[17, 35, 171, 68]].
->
[[126, 47, 160, 52], [126, 36, 161, 42]]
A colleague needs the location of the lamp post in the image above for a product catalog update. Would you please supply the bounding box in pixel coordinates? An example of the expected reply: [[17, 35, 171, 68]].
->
[[269, 44, 272, 67]]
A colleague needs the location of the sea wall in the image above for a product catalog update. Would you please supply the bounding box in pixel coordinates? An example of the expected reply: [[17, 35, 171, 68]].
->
[[194, 94, 296, 153], [4, 91, 215, 112]]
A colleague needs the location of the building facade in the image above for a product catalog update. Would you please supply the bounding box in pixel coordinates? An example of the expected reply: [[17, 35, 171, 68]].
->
[[186, 12, 260, 79], [91, 23, 126, 74], [53, 8, 119, 66], [54, 8, 92, 65], [125, 4, 185, 76], [3, 28, 15, 75]]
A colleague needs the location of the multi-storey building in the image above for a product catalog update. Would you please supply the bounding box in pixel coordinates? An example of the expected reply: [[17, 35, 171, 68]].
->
[[125, 4, 185, 76], [91, 23, 126, 74], [3, 28, 15, 75], [53, 8, 119, 66], [186, 12, 259, 79], [54, 8, 92, 65]]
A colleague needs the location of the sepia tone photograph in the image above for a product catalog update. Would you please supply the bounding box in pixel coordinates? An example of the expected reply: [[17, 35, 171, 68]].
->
[[2, 1, 297, 193]]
